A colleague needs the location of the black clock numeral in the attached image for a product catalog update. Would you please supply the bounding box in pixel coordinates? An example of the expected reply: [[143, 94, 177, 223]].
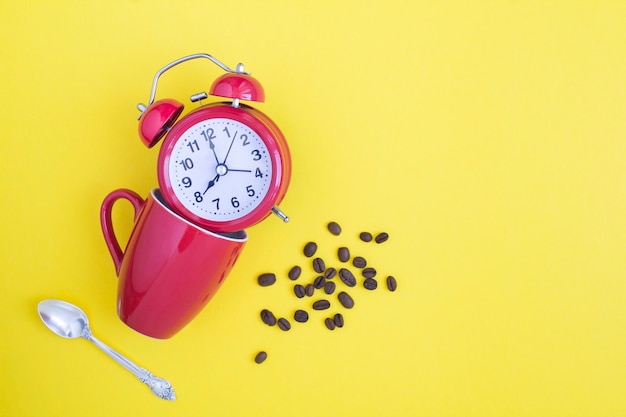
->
[[182, 177, 192, 188], [255, 168, 263, 178], [240, 134, 250, 146], [179, 158, 194, 170], [231, 197, 240, 208], [212, 198, 220, 210], [246, 185, 255, 197], [186, 140, 200, 153], [194, 191, 203, 203], [251, 149, 261, 161], [200, 128, 216, 141]]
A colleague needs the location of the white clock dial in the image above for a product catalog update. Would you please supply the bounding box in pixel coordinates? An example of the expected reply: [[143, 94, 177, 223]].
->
[[168, 118, 272, 221]]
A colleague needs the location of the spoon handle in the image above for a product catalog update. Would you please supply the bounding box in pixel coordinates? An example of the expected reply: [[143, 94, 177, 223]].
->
[[86, 334, 176, 401]]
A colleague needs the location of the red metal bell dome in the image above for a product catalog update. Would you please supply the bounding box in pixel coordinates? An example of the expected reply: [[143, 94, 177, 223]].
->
[[138, 99, 184, 148], [209, 73, 265, 102]]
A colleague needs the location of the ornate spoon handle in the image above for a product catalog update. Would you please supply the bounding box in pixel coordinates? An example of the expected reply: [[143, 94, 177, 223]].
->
[[82, 327, 176, 401]]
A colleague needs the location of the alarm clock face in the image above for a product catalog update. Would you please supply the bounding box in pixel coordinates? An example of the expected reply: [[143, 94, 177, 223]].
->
[[157, 103, 290, 232], [166, 117, 273, 223]]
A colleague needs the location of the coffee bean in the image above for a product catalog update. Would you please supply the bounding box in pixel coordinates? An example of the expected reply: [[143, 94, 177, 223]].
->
[[288, 265, 302, 280], [327, 221, 342, 236], [255, 351, 267, 364], [362, 267, 377, 278], [338, 268, 356, 287], [386, 275, 398, 292], [363, 278, 378, 290], [260, 309, 277, 326], [324, 267, 337, 279], [314, 275, 326, 289], [312, 257, 326, 273], [277, 318, 291, 331], [257, 273, 276, 287], [325, 317, 336, 330], [352, 256, 367, 268], [338, 247, 350, 263], [305, 283, 315, 296], [359, 232, 373, 242], [294, 284, 305, 298], [338, 291, 354, 309], [324, 281, 336, 295], [333, 313, 344, 328], [312, 299, 331, 310], [375, 232, 389, 244], [294, 309, 309, 323], [303, 241, 318, 257]]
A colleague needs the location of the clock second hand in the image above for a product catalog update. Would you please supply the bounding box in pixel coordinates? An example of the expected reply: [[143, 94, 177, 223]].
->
[[222, 131, 237, 164]]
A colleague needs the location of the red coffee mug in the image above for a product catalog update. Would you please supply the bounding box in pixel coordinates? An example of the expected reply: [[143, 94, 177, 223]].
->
[[100, 188, 247, 339]]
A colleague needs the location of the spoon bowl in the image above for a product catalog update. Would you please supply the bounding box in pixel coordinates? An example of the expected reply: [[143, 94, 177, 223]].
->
[[38, 299, 89, 339], [37, 299, 176, 401]]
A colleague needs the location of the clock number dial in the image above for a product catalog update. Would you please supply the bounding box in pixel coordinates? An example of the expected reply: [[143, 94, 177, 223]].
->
[[168, 118, 272, 222]]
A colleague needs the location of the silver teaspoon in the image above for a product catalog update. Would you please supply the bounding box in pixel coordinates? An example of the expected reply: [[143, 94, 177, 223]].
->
[[37, 299, 176, 401]]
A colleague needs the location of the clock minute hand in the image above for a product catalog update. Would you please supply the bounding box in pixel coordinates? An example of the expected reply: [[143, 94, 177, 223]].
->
[[208, 138, 219, 164], [202, 174, 220, 195]]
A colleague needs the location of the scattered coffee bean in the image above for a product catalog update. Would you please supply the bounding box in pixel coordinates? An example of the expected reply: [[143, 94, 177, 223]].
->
[[277, 318, 291, 331], [352, 256, 367, 268], [386, 275, 398, 292], [338, 247, 350, 263], [260, 309, 277, 326], [312, 299, 331, 310], [255, 351, 267, 364], [327, 221, 342, 236], [333, 313, 344, 328], [338, 291, 354, 309], [325, 317, 336, 330], [324, 267, 337, 279], [258, 273, 276, 287], [363, 278, 378, 290], [294, 309, 309, 323], [362, 267, 377, 278], [303, 241, 318, 257], [359, 232, 373, 242], [375, 232, 389, 244], [305, 283, 315, 296], [294, 284, 305, 298], [312, 257, 326, 273], [313, 275, 326, 289], [324, 281, 336, 295], [288, 265, 302, 280], [338, 268, 356, 287]]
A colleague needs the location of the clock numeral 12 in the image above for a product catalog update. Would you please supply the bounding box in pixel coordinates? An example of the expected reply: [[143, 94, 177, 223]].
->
[[200, 128, 216, 141]]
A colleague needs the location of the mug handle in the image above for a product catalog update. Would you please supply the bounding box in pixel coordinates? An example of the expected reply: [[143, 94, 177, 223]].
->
[[100, 189, 145, 275]]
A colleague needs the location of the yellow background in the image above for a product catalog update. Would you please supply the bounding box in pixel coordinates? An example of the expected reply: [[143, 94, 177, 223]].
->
[[1, 1, 626, 416]]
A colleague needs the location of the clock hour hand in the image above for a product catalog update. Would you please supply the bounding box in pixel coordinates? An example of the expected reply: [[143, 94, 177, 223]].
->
[[202, 174, 220, 195]]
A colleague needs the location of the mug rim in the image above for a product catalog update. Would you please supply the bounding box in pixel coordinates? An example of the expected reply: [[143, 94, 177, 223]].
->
[[150, 189, 248, 242]]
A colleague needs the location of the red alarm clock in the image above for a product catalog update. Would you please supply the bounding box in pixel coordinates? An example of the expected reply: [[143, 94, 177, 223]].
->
[[136, 53, 291, 232]]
